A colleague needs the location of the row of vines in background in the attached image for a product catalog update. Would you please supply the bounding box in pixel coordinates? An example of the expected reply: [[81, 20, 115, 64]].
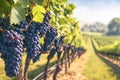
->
[[92, 35, 120, 60], [0, 0, 85, 80]]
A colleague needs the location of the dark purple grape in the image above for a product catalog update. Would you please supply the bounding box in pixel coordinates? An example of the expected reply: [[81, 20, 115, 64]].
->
[[25, 22, 42, 59], [0, 17, 11, 30], [32, 53, 41, 63], [0, 29, 24, 77], [43, 27, 58, 51]]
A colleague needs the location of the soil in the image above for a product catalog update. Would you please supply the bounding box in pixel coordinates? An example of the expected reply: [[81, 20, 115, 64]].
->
[[46, 50, 90, 80]]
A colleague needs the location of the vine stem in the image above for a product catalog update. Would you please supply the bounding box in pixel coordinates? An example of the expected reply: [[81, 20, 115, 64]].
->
[[23, 56, 31, 80], [53, 51, 62, 80], [44, 57, 50, 80]]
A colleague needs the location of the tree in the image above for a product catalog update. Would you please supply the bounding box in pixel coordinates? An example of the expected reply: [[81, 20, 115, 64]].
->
[[107, 18, 120, 35]]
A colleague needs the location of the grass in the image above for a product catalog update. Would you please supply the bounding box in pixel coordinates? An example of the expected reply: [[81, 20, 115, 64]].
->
[[27, 54, 57, 80], [0, 53, 58, 80], [83, 40, 120, 80]]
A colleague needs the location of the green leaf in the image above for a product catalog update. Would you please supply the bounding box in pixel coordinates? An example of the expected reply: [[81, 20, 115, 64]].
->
[[8, 0, 14, 5], [64, 3, 76, 15], [10, 3, 25, 24], [69, 3, 76, 10], [0, 0, 10, 16], [32, 5, 45, 23], [51, 16, 55, 23], [34, 0, 44, 5], [20, 0, 29, 8], [13, 0, 29, 8]]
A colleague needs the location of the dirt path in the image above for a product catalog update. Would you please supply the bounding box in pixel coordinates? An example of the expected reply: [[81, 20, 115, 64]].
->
[[46, 42, 91, 80], [55, 50, 89, 80], [82, 40, 120, 80], [44, 39, 120, 80]]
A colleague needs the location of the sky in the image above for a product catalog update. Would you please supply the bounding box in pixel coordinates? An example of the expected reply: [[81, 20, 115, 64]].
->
[[68, 0, 120, 24]]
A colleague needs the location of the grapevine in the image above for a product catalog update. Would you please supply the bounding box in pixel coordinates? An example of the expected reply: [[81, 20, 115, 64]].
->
[[0, 28, 24, 77], [0, 0, 84, 80]]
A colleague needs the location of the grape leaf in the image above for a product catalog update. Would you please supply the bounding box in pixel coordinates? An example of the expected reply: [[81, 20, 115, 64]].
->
[[0, 0, 10, 16], [13, 0, 29, 8], [20, 0, 29, 8], [32, 5, 45, 23], [34, 0, 44, 5], [10, 3, 25, 24]]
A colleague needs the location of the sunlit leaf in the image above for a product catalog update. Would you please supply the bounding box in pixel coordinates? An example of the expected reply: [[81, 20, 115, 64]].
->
[[32, 5, 45, 22]]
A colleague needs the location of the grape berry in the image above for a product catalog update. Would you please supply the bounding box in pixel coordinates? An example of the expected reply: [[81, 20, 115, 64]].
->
[[0, 29, 24, 77]]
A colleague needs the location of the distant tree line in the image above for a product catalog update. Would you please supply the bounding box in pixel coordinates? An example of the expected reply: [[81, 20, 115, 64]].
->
[[81, 18, 120, 35], [81, 22, 107, 33]]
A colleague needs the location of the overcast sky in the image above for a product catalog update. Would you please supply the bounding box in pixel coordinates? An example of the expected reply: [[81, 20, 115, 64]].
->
[[68, 0, 120, 24]]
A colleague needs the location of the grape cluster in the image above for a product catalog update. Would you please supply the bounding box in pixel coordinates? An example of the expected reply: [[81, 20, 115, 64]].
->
[[37, 11, 58, 51], [35, 11, 51, 37], [0, 17, 11, 30], [25, 22, 42, 60], [25, 11, 52, 61], [19, 15, 32, 29], [0, 11, 61, 77], [43, 27, 58, 51], [0, 29, 24, 77], [20, 20, 28, 29], [22, 12, 52, 62], [36, 22, 49, 37], [43, 11, 51, 24]]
